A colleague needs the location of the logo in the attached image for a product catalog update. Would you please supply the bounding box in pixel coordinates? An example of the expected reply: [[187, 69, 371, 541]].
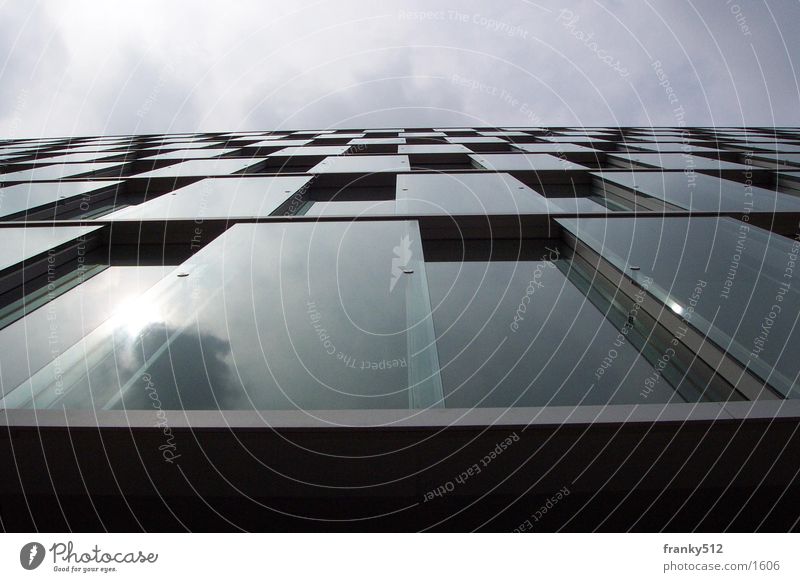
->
[[20, 542, 46, 570]]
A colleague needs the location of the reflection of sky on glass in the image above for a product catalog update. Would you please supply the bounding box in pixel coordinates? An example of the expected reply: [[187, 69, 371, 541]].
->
[[593, 171, 800, 212], [0, 265, 170, 399], [560, 216, 800, 397], [397, 172, 551, 215], [106, 176, 312, 220], [0, 181, 122, 218], [427, 259, 681, 407], [0, 225, 101, 271], [14, 221, 436, 411]]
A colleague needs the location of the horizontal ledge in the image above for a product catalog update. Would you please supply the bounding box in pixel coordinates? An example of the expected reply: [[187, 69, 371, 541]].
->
[[2, 400, 800, 431]]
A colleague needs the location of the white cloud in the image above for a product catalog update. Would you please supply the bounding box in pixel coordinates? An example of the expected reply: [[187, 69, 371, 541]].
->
[[0, 0, 798, 138]]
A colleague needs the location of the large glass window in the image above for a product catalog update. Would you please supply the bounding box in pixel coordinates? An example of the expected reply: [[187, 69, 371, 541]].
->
[[560, 216, 800, 397], [349, 138, 406, 145], [623, 142, 721, 154], [268, 146, 351, 157], [24, 152, 122, 164], [425, 242, 714, 407], [246, 139, 313, 148], [0, 162, 124, 182], [593, 171, 800, 212], [513, 143, 599, 154], [0, 181, 123, 220], [141, 142, 223, 150], [0, 225, 102, 272], [309, 155, 410, 173], [1, 221, 442, 411], [140, 148, 238, 161], [398, 144, 470, 154], [446, 137, 506, 144], [133, 158, 264, 178], [396, 173, 552, 215], [302, 200, 396, 216], [106, 176, 311, 220], [547, 197, 614, 213], [0, 266, 170, 398], [609, 153, 750, 171], [470, 153, 588, 171]]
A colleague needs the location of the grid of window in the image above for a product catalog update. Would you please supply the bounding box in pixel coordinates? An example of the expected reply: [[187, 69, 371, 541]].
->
[[1, 126, 800, 413]]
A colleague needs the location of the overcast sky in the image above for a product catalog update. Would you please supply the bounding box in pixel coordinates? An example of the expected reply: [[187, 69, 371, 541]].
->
[[1, 0, 798, 138]]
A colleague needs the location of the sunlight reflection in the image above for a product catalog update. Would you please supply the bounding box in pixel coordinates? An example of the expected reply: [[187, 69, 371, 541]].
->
[[111, 296, 163, 336]]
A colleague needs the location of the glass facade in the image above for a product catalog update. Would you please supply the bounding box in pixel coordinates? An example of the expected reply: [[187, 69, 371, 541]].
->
[[1, 126, 799, 412]]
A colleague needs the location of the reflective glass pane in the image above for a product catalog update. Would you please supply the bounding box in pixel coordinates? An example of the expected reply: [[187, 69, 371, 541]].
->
[[133, 158, 263, 178], [2, 221, 442, 410], [268, 146, 350, 157], [106, 176, 311, 220], [593, 171, 800, 212], [0, 225, 102, 272], [624, 142, 721, 154], [47, 145, 125, 154], [0, 162, 123, 182], [0, 148, 34, 158], [313, 133, 365, 140], [746, 143, 800, 153], [27, 152, 121, 164], [0, 266, 170, 397], [446, 137, 506, 144], [309, 155, 410, 173], [142, 142, 223, 150], [513, 144, 599, 154], [349, 138, 406, 145], [479, 131, 529, 137], [398, 144, 470, 154], [540, 136, 610, 143], [559, 216, 800, 397], [427, 251, 691, 407], [140, 148, 238, 161], [396, 173, 551, 215], [246, 139, 313, 148], [547, 197, 612, 213], [752, 153, 800, 166], [0, 181, 123, 219], [400, 132, 446, 138], [304, 200, 396, 216], [610, 153, 750, 171], [471, 153, 588, 171]]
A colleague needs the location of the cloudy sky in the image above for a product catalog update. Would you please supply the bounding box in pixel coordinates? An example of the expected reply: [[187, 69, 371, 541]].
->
[[1, 0, 798, 137]]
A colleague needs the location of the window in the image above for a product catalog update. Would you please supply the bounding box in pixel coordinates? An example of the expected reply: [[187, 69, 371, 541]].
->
[[0, 181, 124, 220], [2, 220, 442, 410], [106, 176, 312, 220], [309, 155, 410, 173], [396, 172, 552, 215], [132, 158, 264, 178], [593, 171, 800, 212], [470, 153, 589, 171], [0, 162, 124, 183], [560, 216, 800, 397], [425, 240, 720, 407]]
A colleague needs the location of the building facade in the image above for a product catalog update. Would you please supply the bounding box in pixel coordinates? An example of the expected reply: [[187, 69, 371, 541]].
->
[[1, 126, 799, 531]]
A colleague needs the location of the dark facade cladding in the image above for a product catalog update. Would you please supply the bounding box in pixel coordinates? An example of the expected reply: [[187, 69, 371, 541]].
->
[[1, 126, 800, 531]]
